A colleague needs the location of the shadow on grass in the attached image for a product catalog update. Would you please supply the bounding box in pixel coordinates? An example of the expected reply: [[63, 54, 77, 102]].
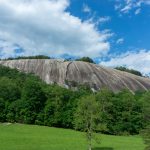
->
[[92, 147, 113, 150]]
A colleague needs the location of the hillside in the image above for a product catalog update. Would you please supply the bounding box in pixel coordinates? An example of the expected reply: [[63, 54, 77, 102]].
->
[[0, 123, 145, 150], [0, 59, 150, 92]]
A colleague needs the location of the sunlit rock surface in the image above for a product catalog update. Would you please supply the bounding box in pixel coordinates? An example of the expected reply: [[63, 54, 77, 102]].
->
[[0, 59, 150, 92]]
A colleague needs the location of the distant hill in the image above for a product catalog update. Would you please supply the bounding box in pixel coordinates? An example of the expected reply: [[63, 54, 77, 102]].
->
[[0, 59, 150, 92]]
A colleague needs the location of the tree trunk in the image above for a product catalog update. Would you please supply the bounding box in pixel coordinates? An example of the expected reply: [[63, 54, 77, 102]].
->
[[88, 113, 92, 150], [88, 143, 92, 150]]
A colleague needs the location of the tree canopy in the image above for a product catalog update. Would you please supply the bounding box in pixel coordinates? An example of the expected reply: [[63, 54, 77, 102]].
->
[[1, 55, 50, 60], [115, 66, 143, 77], [74, 95, 101, 150], [0, 65, 149, 136], [75, 57, 95, 64], [141, 92, 150, 150]]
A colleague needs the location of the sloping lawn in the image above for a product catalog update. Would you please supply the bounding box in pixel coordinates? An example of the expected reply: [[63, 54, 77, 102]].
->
[[0, 123, 145, 150]]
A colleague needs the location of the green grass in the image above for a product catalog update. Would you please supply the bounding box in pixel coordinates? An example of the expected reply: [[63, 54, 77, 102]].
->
[[0, 123, 145, 150]]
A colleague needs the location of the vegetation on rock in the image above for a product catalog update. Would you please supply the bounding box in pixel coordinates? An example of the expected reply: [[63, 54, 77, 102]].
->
[[75, 57, 95, 63], [115, 66, 143, 76], [0, 55, 51, 60]]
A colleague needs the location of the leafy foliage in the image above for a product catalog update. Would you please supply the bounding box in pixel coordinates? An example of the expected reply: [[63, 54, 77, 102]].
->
[[115, 66, 143, 76], [140, 92, 150, 150], [141, 126, 150, 150], [75, 57, 95, 64], [0, 65, 149, 136], [1, 55, 50, 60], [94, 89, 144, 135], [74, 95, 101, 150]]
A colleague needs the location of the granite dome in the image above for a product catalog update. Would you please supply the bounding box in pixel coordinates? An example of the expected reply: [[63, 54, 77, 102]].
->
[[0, 59, 150, 92]]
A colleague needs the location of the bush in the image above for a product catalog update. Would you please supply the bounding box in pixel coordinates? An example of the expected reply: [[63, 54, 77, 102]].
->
[[75, 57, 95, 64]]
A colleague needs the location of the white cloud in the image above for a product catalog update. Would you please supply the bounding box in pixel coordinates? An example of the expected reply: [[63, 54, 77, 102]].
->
[[116, 38, 124, 44], [115, 0, 150, 15], [0, 40, 22, 58], [135, 8, 141, 15], [121, 3, 132, 13], [0, 0, 111, 58], [98, 16, 111, 23], [100, 50, 150, 75], [83, 4, 91, 13]]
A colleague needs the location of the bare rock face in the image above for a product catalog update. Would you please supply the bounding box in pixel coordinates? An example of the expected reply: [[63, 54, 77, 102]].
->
[[0, 59, 150, 92]]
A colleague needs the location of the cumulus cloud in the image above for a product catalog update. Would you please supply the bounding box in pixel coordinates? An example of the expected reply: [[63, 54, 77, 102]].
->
[[100, 50, 150, 75], [115, 0, 150, 15], [0, 40, 24, 58], [0, 0, 111, 58]]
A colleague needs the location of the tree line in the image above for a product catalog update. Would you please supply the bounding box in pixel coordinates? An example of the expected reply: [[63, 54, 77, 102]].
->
[[115, 66, 143, 77], [0, 55, 51, 60], [0, 65, 149, 136]]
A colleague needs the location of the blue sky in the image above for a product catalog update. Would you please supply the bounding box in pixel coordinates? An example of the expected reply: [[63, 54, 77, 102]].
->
[[0, 0, 150, 74], [69, 0, 150, 53]]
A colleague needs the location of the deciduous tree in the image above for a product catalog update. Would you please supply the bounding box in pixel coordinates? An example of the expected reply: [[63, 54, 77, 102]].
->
[[74, 95, 101, 150]]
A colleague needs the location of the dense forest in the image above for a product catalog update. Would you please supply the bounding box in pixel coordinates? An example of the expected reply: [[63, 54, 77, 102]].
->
[[0, 65, 149, 135]]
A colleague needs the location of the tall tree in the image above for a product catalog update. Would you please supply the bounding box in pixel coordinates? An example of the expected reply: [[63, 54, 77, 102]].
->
[[0, 98, 5, 122], [21, 79, 46, 123], [95, 88, 113, 133], [74, 95, 101, 150]]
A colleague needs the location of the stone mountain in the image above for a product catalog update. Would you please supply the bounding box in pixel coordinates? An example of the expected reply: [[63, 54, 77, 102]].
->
[[0, 59, 150, 92]]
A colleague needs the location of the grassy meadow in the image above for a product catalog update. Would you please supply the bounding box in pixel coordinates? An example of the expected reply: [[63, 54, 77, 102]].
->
[[0, 123, 145, 150]]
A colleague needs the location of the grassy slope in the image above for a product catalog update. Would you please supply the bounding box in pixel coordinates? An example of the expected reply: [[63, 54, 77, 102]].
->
[[0, 124, 145, 150]]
